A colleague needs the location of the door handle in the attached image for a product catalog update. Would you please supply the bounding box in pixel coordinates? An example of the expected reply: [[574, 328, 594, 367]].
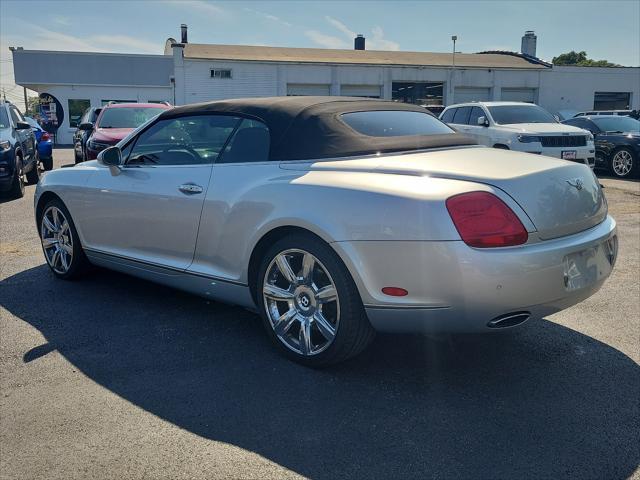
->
[[178, 183, 203, 195]]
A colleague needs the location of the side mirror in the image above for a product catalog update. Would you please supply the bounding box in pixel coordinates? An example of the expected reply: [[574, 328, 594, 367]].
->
[[477, 116, 489, 127], [79, 122, 94, 131], [16, 121, 31, 130], [97, 146, 122, 168]]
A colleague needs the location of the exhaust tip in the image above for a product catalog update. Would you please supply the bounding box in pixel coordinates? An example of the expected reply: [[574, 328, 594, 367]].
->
[[487, 311, 531, 329]]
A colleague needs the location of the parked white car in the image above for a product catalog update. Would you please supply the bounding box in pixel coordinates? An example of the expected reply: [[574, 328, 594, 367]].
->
[[440, 102, 596, 167]]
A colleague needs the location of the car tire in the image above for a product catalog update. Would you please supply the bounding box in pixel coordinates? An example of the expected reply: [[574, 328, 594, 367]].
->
[[74, 149, 82, 164], [493, 144, 510, 150], [26, 154, 40, 185], [609, 147, 637, 179], [42, 156, 53, 171], [257, 233, 375, 367], [7, 156, 25, 199], [38, 198, 89, 280]]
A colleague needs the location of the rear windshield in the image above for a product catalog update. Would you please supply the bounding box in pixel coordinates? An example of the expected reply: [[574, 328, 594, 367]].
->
[[341, 110, 454, 137], [488, 105, 557, 125], [97, 107, 166, 129], [591, 116, 640, 133]]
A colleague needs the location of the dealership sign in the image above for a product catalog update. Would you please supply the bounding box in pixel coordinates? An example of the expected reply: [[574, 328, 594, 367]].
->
[[38, 93, 64, 135]]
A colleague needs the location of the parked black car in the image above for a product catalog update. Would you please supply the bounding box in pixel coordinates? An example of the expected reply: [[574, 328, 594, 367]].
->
[[563, 115, 640, 179], [73, 106, 101, 164], [0, 101, 40, 198]]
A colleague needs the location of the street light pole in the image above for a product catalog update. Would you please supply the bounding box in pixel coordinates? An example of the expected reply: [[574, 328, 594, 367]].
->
[[450, 35, 457, 105]]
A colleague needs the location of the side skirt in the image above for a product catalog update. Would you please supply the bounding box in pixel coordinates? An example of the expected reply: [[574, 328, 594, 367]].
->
[[85, 249, 255, 309]]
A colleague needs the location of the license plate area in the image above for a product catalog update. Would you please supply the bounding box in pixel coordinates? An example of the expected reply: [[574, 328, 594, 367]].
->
[[562, 150, 577, 160], [563, 237, 617, 291]]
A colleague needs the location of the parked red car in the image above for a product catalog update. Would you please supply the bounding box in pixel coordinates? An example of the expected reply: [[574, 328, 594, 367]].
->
[[81, 103, 171, 161]]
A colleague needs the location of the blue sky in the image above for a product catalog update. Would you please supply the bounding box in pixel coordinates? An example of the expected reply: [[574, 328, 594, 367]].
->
[[1, 0, 639, 107]]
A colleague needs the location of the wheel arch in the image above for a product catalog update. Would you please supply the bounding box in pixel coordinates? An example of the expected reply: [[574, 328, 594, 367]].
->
[[35, 190, 64, 226], [247, 225, 360, 306]]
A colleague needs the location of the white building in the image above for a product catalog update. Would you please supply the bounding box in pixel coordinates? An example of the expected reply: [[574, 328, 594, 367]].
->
[[10, 27, 640, 144]]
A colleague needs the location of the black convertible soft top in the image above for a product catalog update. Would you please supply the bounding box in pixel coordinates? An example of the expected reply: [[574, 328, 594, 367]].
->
[[163, 96, 476, 161]]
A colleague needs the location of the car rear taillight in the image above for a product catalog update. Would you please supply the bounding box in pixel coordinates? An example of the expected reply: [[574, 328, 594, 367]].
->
[[41, 132, 50, 141], [446, 191, 528, 248]]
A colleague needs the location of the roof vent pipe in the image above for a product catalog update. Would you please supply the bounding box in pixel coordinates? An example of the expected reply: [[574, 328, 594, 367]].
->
[[181, 24, 188, 44], [354, 34, 365, 51]]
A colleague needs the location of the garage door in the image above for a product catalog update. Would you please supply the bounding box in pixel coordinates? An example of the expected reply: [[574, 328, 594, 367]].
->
[[287, 84, 331, 96], [454, 87, 491, 103], [341, 85, 381, 98], [501, 88, 537, 103]]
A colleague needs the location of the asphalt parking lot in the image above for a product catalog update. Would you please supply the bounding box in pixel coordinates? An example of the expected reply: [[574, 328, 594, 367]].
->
[[1, 148, 639, 480]]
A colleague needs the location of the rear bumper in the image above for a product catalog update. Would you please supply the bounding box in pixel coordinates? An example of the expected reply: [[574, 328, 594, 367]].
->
[[38, 142, 53, 159], [333, 215, 617, 333]]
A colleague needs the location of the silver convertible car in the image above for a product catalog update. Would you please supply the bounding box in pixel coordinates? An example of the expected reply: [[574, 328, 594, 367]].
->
[[34, 97, 617, 366]]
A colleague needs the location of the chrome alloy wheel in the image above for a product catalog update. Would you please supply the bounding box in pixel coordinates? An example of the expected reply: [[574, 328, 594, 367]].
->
[[612, 150, 633, 177], [263, 249, 340, 356], [41, 206, 73, 274]]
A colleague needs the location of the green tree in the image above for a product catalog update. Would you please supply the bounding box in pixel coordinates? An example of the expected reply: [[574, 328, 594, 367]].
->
[[552, 50, 620, 67]]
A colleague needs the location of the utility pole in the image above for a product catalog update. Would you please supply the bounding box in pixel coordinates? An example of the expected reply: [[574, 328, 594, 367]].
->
[[23, 87, 28, 114]]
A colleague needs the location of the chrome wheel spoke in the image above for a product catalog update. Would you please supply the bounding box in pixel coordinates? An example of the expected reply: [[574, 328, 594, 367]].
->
[[59, 242, 73, 255], [52, 208, 61, 229], [59, 250, 69, 271], [298, 320, 312, 355], [42, 215, 57, 233], [275, 254, 297, 284], [301, 253, 315, 283], [316, 285, 337, 303], [313, 312, 336, 341], [42, 238, 58, 249], [263, 284, 295, 301], [51, 249, 60, 269], [273, 309, 298, 336]]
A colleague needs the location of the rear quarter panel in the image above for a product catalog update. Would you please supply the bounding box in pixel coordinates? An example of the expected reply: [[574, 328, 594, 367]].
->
[[189, 161, 523, 284]]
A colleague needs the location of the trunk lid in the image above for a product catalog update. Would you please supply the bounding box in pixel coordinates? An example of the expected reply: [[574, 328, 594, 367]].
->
[[282, 146, 607, 240]]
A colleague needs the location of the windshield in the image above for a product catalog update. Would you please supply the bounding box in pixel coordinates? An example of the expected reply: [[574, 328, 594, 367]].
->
[[341, 110, 454, 137], [97, 107, 166, 129], [591, 116, 640, 133], [488, 105, 557, 125], [0, 108, 9, 129], [24, 117, 41, 129]]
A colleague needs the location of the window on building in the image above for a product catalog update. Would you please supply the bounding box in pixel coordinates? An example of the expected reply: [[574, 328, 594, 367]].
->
[[392, 82, 444, 106], [219, 119, 271, 163], [211, 69, 232, 79], [593, 92, 631, 110], [340, 110, 454, 137], [127, 115, 241, 165], [68, 99, 90, 128]]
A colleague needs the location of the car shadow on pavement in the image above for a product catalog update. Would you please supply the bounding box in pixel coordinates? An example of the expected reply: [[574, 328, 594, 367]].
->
[[1, 265, 638, 480]]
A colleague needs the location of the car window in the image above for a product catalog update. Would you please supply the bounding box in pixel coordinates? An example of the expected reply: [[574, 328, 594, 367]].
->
[[452, 106, 472, 125], [488, 105, 556, 124], [340, 110, 454, 137], [9, 107, 24, 125], [468, 107, 486, 126], [127, 114, 241, 166], [440, 108, 456, 123], [97, 107, 167, 129], [219, 118, 270, 163], [0, 108, 9, 129], [591, 116, 640, 133]]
